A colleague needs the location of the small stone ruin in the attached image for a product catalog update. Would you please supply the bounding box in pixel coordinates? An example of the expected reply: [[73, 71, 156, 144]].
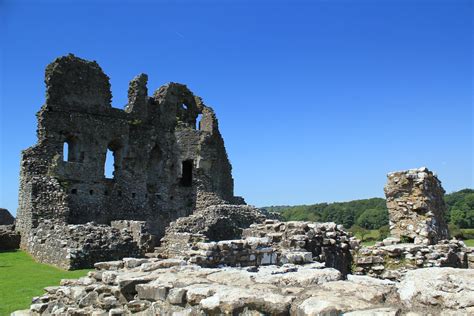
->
[[385, 167, 449, 244], [353, 167, 473, 279]]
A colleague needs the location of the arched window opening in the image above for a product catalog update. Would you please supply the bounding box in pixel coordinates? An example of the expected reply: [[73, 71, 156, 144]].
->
[[196, 114, 202, 130], [63, 142, 69, 162], [63, 137, 80, 162], [180, 160, 193, 187], [181, 104, 188, 110], [104, 148, 115, 179], [104, 141, 122, 179]]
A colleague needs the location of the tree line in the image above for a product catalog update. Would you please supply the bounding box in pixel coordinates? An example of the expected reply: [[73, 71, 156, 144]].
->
[[262, 188, 474, 230]]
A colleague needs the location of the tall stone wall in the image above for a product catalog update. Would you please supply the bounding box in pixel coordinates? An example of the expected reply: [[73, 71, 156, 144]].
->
[[15, 54, 243, 267], [384, 167, 449, 245]]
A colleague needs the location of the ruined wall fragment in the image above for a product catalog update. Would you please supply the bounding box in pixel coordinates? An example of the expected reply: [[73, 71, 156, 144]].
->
[[384, 167, 449, 245]]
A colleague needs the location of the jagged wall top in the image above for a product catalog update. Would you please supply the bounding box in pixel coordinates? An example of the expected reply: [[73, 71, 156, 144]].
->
[[45, 54, 112, 112], [384, 167, 449, 244]]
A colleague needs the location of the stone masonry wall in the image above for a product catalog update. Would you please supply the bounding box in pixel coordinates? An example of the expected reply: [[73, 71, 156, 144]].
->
[[384, 167, 449, 245], [242, 220, 358, 275], [158, 218, 358, 276], [25, 220, 152, 270], [353, 239, 470, 280]]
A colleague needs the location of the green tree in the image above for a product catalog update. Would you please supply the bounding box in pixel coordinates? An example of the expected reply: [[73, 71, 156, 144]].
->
[[378, 225, 390, 240], [356, 208, 389, 229], [451, 208, 467, 228], [448, 224, 464, 239], [349, 225, 369, 241]]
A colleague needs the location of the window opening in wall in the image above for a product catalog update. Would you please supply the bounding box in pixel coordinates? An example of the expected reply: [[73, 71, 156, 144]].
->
[[132, 193, 136, 198], [89, 190, 94, 195], [104, 149, 115, 179], [63, 142, 69, 162], [104, 190, 109, 196], [180, 160, 193, 187], [196, 114, 202, 130], [181, 104, 188, 110], [71, 189, 77, 194], [117, 190, 122, 197], [63, 137, 80, 162]]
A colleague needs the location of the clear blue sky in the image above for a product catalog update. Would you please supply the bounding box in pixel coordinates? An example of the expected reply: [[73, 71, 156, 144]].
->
[[1, 0, 472, 214]]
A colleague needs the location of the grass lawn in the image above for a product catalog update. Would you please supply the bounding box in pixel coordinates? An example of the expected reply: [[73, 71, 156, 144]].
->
[[352, 229, 380, 246], [464, 239, 474, 247], [0, 250, 89, 316]]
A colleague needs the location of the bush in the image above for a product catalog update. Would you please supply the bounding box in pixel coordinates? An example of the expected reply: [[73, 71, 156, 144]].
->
[[378, 225, 390, 240], [448, 224, 464, 239], [349, 225, 370, 241], [461, 228, 474, 239]]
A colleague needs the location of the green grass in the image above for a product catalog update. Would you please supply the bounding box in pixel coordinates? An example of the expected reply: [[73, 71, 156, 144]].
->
[[0, 250, 89, 316], [351, 229, 381, 246], [464, 239, 474, 247]]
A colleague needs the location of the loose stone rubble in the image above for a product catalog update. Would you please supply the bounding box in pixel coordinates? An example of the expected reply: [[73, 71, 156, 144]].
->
[[385, 167, 449, 245], [18, 257, 474, 315], [353, 239, 470, 280]]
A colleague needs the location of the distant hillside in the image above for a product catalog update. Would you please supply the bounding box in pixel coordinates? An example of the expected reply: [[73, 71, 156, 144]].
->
[[262, 188, 474, 229]]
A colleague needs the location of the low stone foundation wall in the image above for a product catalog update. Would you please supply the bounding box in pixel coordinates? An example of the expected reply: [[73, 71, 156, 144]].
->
[[188, 237, 278, 267], [157, 220, 358, 276], [354, 239, 470, 280], [242, 220, 358, 275], [24, 220, 152, 269]]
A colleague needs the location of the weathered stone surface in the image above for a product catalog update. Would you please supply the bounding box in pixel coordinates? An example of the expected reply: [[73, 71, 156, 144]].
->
[[162, 204, 266, 242], [15, 54, 248, 269], [384, 167, 449, 245], [18, 255, 474, 315], [344, 307, 401, 316], [353, 239, 470, 280], [397, 267, 474, 310], [242, 220, 357, 275]]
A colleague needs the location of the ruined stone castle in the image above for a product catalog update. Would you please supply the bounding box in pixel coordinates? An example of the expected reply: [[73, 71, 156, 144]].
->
[[8, 55, 474, 315], [15, 54, 246, 268]]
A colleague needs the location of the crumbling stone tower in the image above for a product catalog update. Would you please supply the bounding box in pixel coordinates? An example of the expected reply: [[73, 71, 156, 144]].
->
[[384, 167, 449, 245], [16, 55, 244, 267]]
